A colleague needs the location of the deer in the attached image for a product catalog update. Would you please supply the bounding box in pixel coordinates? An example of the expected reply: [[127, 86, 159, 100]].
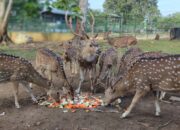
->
[[96, 47, 118, 88], [118, 48, 169, 100], [63, 40, 79, 74], [103, 31, 135, 48], [0, 53, 59, 108], [104, 54, 180, 118], [104, 31, 137, 48], [154, 34, 160, 40], [35, 48, 74, 99], [64, 11, 101, 94]]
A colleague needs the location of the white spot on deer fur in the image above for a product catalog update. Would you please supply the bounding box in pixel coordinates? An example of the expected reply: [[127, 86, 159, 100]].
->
[[175, 84, 178, 87]]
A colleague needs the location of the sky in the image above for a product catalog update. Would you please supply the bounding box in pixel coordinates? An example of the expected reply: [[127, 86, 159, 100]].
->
[[89, 0, 180, 16]]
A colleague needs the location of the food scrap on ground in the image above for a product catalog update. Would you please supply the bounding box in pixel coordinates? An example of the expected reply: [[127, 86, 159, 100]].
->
[[39, 94, 105, 112]]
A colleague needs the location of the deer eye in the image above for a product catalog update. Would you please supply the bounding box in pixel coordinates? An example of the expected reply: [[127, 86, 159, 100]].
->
[[90, 44, 92, 47]]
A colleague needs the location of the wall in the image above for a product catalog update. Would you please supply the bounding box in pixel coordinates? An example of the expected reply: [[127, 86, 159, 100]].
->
[[9, 32, 74, 44]]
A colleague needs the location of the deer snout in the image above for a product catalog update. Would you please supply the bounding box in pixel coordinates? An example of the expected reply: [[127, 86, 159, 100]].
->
[[107, 64, 112, 69], [96, 49, 101, 55]]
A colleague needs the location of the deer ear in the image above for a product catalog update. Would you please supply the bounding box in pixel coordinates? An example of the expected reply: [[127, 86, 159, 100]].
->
[[94, 33, 98, 38], [84, 33, 90, 39]]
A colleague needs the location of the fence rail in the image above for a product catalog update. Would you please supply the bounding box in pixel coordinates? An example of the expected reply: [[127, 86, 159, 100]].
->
[[8, 16, 179, 37]]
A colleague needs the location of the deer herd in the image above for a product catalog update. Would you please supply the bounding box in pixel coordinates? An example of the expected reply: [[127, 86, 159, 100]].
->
[[0, 13, 179, 119]]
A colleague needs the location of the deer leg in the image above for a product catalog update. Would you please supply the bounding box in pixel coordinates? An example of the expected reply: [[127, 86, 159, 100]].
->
[[121, 88, 149, 118], [76, 68, 84, 94], [89, 69, 94, 93], [69, 61, 73, 74], [153, 91, 161, 116], [73, 61, 76, 74], [47, 70, 52, 82], [12, 82, 20, 108], [159, 91, 166, 100], [21, 81, 38, 103], [74, 61, 78, 74]]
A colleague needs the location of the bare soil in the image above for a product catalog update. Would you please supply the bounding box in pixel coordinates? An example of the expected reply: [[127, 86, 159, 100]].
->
[[0, 80, 180, 130]]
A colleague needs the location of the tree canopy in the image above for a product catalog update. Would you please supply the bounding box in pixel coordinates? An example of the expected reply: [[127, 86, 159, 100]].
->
[[103, 0, 160, 24], [11, 0, 40, 20]]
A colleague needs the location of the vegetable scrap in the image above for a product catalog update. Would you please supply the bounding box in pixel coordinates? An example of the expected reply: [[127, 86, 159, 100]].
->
[[39, 94, 104, 112]]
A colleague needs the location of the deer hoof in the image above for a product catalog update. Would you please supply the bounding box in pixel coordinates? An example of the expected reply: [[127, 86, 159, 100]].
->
[[121, 111, 129, 119], [75, 89, 80, 94], [15, 105, 21, 109]]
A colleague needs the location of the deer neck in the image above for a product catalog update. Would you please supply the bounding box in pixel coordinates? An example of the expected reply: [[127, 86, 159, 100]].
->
[[28, 69, 50, 90]]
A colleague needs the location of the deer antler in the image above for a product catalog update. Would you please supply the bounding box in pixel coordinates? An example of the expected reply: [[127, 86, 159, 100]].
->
[[65, 11, 83, 38], [89, 11, 95, 37]]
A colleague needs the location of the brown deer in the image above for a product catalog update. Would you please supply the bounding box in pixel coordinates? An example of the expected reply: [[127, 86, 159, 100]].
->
[[118, 48, 168, 100], [63, 40, 79, 74], [154, 34, 160, 40], [104, 31, 137, 48], [97, 47, 118, 88], [64, 11, 101, 94], [35, 48, 74, 99], [104, 54, 180, 118], [0, 53, 58, 108]]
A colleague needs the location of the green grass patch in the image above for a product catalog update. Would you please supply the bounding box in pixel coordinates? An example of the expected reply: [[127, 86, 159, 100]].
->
[[137, 40, 180, 54], [0, 46, 36, 60]]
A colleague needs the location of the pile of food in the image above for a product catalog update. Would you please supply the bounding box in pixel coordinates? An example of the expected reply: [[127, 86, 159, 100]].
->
[[39, 94, 104, 112]]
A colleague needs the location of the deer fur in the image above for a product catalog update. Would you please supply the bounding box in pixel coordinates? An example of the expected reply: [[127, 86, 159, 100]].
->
[[118, 47, 168, 76], [35, 48, 74, 99], [97, 47, 118, 88], [64, 11, 101, 94], [104, 31, 137, 48], [155, 34, 160, 40], [104, 54, 180, 118], [76, 38, 101, 93], [0, 53, 57, 108], [63, 40, 79, 74]]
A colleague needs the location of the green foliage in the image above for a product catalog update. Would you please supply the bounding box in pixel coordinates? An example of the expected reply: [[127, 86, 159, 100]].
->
[[52, 0, 80, 13], [11, 0, 40, 20], [157, 12, 180, 30], [103, 0, 160, 24]]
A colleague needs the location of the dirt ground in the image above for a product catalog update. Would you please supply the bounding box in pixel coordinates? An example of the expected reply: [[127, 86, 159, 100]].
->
[[0, 79, 180, 130]]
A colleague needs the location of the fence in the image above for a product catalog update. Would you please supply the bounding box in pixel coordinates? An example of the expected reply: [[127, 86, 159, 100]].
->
[[8, 15, 179, 38]]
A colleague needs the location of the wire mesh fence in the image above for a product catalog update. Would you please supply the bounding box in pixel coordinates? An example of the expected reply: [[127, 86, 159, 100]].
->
[[8, 15, 179, 38]]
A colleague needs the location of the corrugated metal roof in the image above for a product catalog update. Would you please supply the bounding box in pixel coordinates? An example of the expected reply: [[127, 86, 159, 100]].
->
[[41, 7, 73, 15]]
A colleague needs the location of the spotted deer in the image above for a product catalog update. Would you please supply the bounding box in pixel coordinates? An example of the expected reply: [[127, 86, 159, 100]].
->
[[97, 47, 118, 88], [104, 31, 137, 48], [118, 48, 168, 100], [118, 48, 168, 76], [104, 54, 180, 118], [35, 48, 74, 99], [63, 40, 79, 74], [0, 53, 58, 108], [65, 11, 101, 94]]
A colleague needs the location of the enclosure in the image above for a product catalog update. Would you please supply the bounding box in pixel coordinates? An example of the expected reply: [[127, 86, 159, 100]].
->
[[0, 0, 180, 130]]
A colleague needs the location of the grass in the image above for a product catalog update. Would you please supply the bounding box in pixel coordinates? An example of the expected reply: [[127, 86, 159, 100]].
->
[[0, 45, 36, 60], [0, 39, 179, 60], [137, 40, 180, 54]]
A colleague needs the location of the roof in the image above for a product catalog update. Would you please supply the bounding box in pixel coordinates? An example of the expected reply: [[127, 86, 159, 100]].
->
[[41, 7, 74, 15]]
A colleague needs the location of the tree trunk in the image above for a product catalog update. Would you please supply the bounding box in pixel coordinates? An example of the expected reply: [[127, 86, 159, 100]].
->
[[0, 0, 13, 44], [78, 0, 88, 34]]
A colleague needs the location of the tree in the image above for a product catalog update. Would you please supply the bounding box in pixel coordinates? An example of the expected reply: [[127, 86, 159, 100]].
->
[[11, 0, 40, 20], [0, 0, 13, 44], [103, 0, 160, 24], [52, 0, 89, 35], [157, 12, 180, 31]]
